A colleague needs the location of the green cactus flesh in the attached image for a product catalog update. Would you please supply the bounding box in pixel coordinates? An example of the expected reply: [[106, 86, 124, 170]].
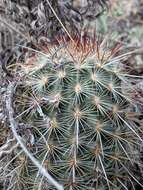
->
[[7, 38, 142, 190]]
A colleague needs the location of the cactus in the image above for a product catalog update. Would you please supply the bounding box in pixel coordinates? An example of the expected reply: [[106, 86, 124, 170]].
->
[[1, 36, 143, 190]]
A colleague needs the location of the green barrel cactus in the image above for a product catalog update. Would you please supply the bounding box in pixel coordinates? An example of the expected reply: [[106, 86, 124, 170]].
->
[[2, 36, 143, 190]]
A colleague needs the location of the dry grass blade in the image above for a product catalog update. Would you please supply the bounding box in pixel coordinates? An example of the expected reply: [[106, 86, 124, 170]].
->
[[45, 0, 74, 42]]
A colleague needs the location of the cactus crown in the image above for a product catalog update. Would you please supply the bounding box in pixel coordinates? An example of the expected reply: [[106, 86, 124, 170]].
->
[[5, 36, 142, 190]]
